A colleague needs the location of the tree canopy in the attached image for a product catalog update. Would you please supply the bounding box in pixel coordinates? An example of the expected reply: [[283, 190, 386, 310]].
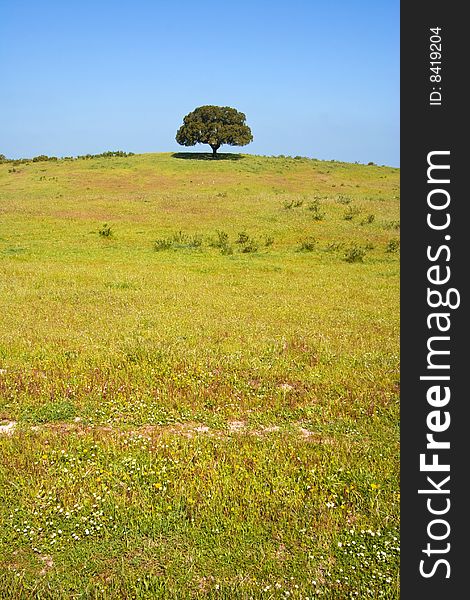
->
[[175, 105, 253, 157]]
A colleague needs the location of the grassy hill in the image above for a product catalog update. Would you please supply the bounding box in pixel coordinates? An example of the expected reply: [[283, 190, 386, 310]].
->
[[0, 152, 400, 598]]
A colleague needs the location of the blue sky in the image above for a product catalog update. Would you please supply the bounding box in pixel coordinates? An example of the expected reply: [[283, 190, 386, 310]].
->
[[0, 1, 399, 165]]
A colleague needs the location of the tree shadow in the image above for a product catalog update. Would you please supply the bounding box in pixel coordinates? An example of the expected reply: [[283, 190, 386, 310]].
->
[[172, 152, 244, 161]]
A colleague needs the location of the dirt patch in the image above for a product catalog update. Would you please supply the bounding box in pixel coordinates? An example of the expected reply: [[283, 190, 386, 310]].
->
[[259, 425, 280, 434], [39, 555, 54, 576], [194, 425, 210, 433], [228, 420, 246, 432], [0, 421, 16, 436], [1, 419, 338, 444]]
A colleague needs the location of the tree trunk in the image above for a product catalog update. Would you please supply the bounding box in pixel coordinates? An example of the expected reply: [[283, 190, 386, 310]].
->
[[210, 144, 220, 158]]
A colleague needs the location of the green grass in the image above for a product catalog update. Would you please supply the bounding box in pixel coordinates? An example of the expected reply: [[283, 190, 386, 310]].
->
[[0, 152, 399, 598]]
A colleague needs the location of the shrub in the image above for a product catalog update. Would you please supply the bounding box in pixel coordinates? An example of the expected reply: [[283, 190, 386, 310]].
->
[[220, 244, 233, 255], [264, 236, 274, 247], [239, 239, 258, 253], [1, 151, 133, 163], [77, 150, 135, 160], [188, 235, 203, 248], [343, 205, 361, 220], [344, 244, 366, 263], [360, 214, 375, 225], [7, 158, 30, 165], [283, 198, 303, 209], [325, 241, 344, 252], [236, 231, 250, 245], [384, 220, 400, 230], [171, 231, 202, 249], [209, 230, 229, 249], [298, 237, 316, 252], [234, 232, 259, 253], [307, 198, 325, 220], [98, 223, 113, 237], [386, 239, 400, 253], [208, 230, 233, 255], [154, 232, 203, 252], [154, 238, 172, 251], [335, 194, 352, 205]]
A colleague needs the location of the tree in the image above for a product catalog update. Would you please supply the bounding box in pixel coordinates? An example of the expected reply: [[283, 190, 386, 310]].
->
[[175, 105, 253, 158]]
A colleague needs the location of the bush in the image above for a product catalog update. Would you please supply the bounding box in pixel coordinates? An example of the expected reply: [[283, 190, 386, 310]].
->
[[325, 241, 344, 252], [77, 150, 135, 160], [307, 198, 325, 220], [220, 244, 233, 255], [209, 230, 229, 249], [386, 239, 400, 253], [233, 231, 258, 253], [344, 244, 366, 263], [283, 198, 303, 209], [236, 231, 250, 245], [343, 205, 361, 220], [264, 236, 274, 247], [1, 151, 134, 163], [154, 238, 172, 251], [360, 214, 375, 225], [239, 239, 258, 253], [298, 237, 316, 252], [154, 232, 202, 252], [335, 194, 352, 205], [208, 230, 233, 255], [171, 231, 202, 249], [384, 220, 400, 230], [98, 223, 113, 237]]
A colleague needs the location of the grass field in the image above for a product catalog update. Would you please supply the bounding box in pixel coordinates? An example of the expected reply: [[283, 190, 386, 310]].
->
[[0, 152, 400, 598]]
